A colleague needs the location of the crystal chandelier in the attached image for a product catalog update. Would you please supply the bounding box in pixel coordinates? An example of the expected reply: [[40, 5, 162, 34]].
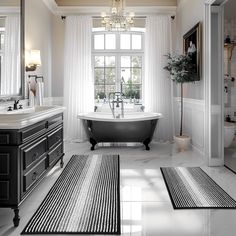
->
[[101, 0, 135, 31]]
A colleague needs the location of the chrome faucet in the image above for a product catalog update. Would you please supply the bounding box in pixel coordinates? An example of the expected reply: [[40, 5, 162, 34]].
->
[[108, 92, 124, 118], [13, 100, 19, 110], [120, 76, 125, 94]]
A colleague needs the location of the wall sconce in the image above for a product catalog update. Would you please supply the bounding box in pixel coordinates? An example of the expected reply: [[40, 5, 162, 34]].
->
[[25, 50, 41, 72]]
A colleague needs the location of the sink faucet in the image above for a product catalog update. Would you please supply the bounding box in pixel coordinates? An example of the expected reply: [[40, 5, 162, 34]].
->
[[13, 100, 19, 110]]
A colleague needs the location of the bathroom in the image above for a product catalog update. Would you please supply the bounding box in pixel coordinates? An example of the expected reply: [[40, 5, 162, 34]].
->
[[0, 0, 236, 236], [224, 0, 236, 173]]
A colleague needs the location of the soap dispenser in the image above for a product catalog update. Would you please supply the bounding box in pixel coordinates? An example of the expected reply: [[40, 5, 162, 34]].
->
[[226, 115, 231, 122], [225, 35, 231, 44]]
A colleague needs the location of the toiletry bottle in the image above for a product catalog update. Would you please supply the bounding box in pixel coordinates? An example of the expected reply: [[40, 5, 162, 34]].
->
[[225, 35, 231, 44], [226, 115, 231, 122]]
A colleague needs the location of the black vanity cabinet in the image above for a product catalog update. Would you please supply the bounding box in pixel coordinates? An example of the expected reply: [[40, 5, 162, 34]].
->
[[0, 113, 64, 227]]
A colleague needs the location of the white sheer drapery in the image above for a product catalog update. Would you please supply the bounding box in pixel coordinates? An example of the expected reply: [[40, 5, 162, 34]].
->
[[63, 16, 94, 141], [1, 15, 20, 95], [144, 15, 173, 142]]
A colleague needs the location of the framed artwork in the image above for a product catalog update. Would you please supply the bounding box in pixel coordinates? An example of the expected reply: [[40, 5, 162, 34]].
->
[[183, 22, 201, 79]]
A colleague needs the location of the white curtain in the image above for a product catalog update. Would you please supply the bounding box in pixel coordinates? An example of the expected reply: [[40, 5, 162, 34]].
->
[[144, 15, 173, 142], [63, 16, 94, 141], [1, 15, 20, 95]]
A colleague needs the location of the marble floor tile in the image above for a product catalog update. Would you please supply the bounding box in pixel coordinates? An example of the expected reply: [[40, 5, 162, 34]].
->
[[0, 141, 236, 236], [120, 202, 236, 236]]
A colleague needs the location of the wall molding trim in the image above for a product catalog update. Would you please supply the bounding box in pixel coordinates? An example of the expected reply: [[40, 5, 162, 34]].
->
[[44, 97, 63, 105], [174, 97, 204, 107], [0, 7, 20, 14], [43, 0, 177, 16], [173, 97, 205, 154]]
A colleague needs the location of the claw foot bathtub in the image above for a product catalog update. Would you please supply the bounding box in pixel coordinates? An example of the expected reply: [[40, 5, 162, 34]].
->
[[78, 112, 162, 150]]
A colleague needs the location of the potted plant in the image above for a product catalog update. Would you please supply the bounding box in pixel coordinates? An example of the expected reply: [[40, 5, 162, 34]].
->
[[164, 53, 198, 151]]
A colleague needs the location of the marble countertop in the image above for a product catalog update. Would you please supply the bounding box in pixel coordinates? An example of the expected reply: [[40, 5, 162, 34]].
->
[[0, 105, 65, 129]]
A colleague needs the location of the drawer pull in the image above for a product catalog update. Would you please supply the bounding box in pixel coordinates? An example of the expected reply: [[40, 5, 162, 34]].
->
[[32, 171, 38, 181], [32, 152, 39, 161]]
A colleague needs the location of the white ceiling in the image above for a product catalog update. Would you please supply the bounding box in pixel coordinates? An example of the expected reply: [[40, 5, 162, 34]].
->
[[44, 0, 177, 15], [54, 0, 177, 7], [0, 0, 20, 7]]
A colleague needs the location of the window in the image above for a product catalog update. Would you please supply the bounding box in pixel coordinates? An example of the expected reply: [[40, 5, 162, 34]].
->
[[0, 26, 5, 82], [92, 31, 144, 102]]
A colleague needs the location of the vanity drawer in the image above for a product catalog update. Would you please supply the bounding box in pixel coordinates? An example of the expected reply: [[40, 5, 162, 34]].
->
[[48, 126, 63, 150], [47, 114, 63, 130], [48, 142, 63, 166], [21, 121, 46, 143], [23, 157, 47, 192], [22, 137, 47, 170]]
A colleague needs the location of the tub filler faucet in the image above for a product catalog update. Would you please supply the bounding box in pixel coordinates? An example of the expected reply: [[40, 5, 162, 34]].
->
[[108, 92, 124, 118]]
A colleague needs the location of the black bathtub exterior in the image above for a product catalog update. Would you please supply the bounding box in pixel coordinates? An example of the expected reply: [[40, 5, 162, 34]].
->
[[82, 118, 159, 150]]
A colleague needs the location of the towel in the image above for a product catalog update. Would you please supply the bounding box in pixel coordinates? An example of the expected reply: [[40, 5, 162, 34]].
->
[[35, 81, 44, 106], [27, 82, 34, 107], [29, 90, 35, 107]]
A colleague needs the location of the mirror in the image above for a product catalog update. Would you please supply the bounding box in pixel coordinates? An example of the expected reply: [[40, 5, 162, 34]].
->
[[0, 0, 23, 101]]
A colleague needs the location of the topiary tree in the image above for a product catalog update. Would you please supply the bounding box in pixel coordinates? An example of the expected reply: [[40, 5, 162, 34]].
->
[[164, 53, 198, 136]]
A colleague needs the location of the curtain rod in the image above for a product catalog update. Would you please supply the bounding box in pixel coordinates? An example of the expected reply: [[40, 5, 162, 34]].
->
[[61, 15, 175, 20], [61, 16, 147, 20]]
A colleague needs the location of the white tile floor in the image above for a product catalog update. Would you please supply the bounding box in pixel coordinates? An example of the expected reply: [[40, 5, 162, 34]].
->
[[1, 141, 236, 236]]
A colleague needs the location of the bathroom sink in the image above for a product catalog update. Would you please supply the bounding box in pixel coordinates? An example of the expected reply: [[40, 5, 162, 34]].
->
[[0, 106, 58, 114], [0, 105, 65, 129], [0, 107, 35, 114]]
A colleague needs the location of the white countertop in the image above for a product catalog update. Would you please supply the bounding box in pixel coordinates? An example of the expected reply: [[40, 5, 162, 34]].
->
[[0, 105, 65, 129]]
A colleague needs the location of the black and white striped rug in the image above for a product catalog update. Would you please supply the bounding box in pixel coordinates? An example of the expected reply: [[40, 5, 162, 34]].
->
[[161, 167, 236, 209], [22, 154, 120, 234]]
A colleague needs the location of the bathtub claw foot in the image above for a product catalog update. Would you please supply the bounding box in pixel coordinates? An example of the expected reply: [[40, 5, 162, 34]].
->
[[90, 138, 97, 151], [143, 138, 151, 151]]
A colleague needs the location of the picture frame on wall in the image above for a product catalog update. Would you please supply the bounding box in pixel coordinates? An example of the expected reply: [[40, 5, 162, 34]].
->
[[183, 22, 201, 80]]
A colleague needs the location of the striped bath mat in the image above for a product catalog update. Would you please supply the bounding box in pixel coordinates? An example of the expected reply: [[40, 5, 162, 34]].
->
[[161, 167, 236, 209], [22, 154, 120, 234]]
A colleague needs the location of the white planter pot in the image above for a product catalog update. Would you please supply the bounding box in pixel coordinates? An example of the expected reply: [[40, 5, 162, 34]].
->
[[174, 135, 191, 151]]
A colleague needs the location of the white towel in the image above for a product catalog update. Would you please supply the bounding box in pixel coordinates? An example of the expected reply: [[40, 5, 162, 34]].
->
[[35, 82, 44, 106], [28, 82, 34, 107], [29, 90, 35, 107]]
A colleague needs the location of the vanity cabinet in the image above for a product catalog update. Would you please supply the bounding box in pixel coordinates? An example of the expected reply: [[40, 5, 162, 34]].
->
[[0, 113, 64, 227]]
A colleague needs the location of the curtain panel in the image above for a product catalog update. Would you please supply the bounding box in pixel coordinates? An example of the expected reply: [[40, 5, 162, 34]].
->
[[144, 15, 174, 142], [63, 16, 94, 141]]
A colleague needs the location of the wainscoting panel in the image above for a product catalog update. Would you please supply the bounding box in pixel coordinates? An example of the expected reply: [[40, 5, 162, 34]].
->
[[44, 97, 63, 106], [173, 98, 205, 154]]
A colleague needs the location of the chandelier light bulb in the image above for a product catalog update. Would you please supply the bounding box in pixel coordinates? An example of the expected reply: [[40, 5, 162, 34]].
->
[[101, 12, 107, 18], [129, 12, 135, 18]]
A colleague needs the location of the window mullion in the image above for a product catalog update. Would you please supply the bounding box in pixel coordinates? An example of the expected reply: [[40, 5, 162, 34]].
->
[[116, 54, 121, 92]]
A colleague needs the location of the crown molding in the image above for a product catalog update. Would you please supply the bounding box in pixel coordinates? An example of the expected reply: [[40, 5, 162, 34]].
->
[[43, 0, 58, 13], [43, 0, 176, 16], [0, 7, 20, 14]]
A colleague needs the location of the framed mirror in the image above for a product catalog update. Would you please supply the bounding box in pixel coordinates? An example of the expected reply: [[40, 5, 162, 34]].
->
[[0, 0, 24, 101]]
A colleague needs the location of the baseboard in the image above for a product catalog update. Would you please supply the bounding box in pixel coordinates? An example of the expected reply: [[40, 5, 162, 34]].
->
[[190, 143, 205, 157]]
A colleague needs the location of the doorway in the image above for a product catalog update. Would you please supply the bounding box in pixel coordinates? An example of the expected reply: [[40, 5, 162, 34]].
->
[[223, 0, 236, 173], [204, 0, 236, 171]]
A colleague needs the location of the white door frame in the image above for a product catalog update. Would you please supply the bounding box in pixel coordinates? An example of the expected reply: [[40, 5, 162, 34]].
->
[[204, 0, 227, 166]]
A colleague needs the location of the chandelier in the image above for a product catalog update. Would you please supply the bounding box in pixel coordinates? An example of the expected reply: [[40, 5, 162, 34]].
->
[[101, 0, 135, 31]]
